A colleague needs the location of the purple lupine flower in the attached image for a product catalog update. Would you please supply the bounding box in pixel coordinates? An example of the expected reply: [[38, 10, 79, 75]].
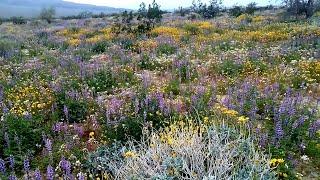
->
[[45, 138, 52, 153], [156, 92, 165, 112], [34, 169, 42, 180], [52, 122, 63, 133], [275, 120, 284, 140], [0, 158, 5, 174], [9, 155, 14, 170], [23, 158, 30, 173], [14, 134, 21, 150], [60, 157, 71, 176], [74, 125, 84, 137], [77, 172, 85, 180], [46, 165, 54, 180], [142, 72, 151, 89], [63, 105, 69, 121], [309, 119, 320, 137], [8, 174, 17, 180], [292, 116, 308, 129], [259, 133, 268, 148]]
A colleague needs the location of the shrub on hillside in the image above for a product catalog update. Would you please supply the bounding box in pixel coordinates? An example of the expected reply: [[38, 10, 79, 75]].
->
[[10, 16, 27, 24], [39, 7, 56, 23], [229, 5, 244, 17]]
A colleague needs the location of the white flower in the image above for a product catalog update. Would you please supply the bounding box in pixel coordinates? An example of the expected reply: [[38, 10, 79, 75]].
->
[[300, 155, 309, 161]]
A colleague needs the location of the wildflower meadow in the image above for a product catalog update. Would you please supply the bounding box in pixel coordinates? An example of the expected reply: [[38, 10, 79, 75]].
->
[[0, 0, 320, 179]]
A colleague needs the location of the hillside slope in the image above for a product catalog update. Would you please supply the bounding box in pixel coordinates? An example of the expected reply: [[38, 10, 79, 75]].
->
[[0, 0, 125, 18]]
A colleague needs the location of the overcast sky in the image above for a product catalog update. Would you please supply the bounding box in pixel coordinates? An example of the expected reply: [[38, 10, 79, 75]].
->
[[64, 0, 280, 10]]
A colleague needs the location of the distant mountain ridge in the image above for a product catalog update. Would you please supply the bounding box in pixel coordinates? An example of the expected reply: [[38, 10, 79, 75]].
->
[[0, 0, 126, 18]]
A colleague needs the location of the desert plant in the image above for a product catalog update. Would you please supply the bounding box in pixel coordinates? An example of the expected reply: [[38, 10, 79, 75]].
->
[[229, 5, 244, 17], [39, 7, 56, 23], [191, 0, 222, 19], [175, 6, 191, 16], [10, 16, 27, 24], [284, 0, 317, 18], [245, 2, 258, 15], [104, 121, 275, 179]]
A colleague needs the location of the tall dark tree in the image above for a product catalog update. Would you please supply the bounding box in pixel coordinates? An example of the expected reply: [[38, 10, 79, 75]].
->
[[39, 7, 56, 23], [245, 2, 257, 15], [284, 0, 316, 18], [191, 0, 222, 19]]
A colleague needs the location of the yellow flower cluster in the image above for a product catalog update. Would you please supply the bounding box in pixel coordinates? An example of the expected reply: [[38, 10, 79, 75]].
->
[[159, 120, 205, 147], [298, 61, 320, 83], [100, 27, 115, 40], [252, 15, 265, 23], [57, 28, 90, 46], [214, 104, 251, 124], [8, 84, 54, 116], [151, 26, 182, 41], [238, 116, 249, 124], [195, 21, 214, 30], [236, 14, 252, 23], [216, 104, 239, 117], [86, 35, 104, 44], [137, 39, 158, 51], [269, 158, 285, 167], [67, 38, 81, 46], [57, 28, 89, 39], [123, 151, 136, 158]]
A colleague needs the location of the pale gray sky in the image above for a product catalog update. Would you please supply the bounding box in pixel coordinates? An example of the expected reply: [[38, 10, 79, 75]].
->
[[64, 0, 280, 10]]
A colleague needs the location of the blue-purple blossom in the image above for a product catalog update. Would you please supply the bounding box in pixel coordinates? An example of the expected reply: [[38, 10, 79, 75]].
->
[[23, 158, 30, 173], [46, 165, 54, 180], [9, 155, 14, 170], [77, 172, 85, 180], [292, 116, 308, 129], [63, 105, 69, 121], [45, 138, 52, 153], [275, 120, 284, 140], [309, 119, 320, 137], [34, 168, 42, 180], [60, 157, 71, 176], [9, 173, 17, 180], [0, 158, 5, 174]]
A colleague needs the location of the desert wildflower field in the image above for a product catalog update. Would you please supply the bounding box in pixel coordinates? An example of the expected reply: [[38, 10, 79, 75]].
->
[[0, 2, 320, 180]]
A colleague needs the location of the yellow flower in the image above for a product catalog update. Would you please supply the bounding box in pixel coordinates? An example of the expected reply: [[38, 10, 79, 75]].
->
[[270, 158, 285, 167], [223, 109, 239, 117], [89, 132, 95, 138], [238, 116, 249, 124], [204, 117, 209, 124], [123, 151, 136, 158]]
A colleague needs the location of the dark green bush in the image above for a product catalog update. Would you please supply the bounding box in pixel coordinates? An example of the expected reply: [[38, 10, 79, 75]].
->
[[91, 41, 109, 54], [184, 23, 201, 35], [229, 6, 244, 17], [56, 93, 90, 123], [0, 39, 16, 58], [86, 70, 116, 93], [103, 117, 143, 142], [157, 44, 177, 56], [74, 48, 94, 61], [10, 16, 27, 24], [217, 60, 244, 77], [245, 2, 257, 15], [0, 115, 45, 171]]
